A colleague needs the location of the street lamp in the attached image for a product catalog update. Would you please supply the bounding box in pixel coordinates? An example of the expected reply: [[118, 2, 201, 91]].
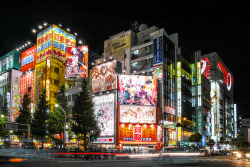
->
[[55, 103, 66, 149]]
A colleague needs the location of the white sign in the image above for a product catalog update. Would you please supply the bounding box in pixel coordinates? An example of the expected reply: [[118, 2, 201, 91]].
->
[[93, 137, 114, 144]]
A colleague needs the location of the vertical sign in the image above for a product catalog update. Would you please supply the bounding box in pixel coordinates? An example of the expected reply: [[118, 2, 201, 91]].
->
[[177, 62, 181, 123], [153, 36, 163, 66], [46, 59, 50, 101], [178, 127, 182, 141], [153, 64, 163, 79], [133, 125, 142, 141], [234, 104, 237, 138]]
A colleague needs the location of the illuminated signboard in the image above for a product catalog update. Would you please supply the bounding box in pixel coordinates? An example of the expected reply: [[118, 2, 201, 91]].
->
[[177, 62, 181, 123], [153, 35, 163, 66], [119, 124, 157, 142], [11, 69, 22, 121], [153, 64, 163, 79], [21, 45, 36, 73], [119, 105, 156, 123], [46, 59, 50, 101], [248, 128, 250, 143], [178, 127, 182, 141], [198, 85, 201, 106], [109, 35, 130, 54], [37, 25, 53, 63], [92, 60, 119, 93], [118, 75, 157, 106], [218, 61, 234, 91], [197, 62, 201, 85], [36, 25, 76, 63], [165, 106, 176, 115], [93, 93, 115, 136], [234, 104, 237, 138], [201, 57, 211, 79], [93, 137, 114, 144], [65, 46, 88, 78]]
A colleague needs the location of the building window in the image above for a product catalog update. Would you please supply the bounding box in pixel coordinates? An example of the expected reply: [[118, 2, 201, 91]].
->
[[54, 67, 59, 74], [67, 95, 72, 101]]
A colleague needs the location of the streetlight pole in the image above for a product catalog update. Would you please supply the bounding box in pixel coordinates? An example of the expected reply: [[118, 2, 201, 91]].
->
[[55, 104, 66, 149]]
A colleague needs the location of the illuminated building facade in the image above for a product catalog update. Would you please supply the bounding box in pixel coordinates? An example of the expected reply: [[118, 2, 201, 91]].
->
[[34, 24, 76, 108], [200, 52, 236, 143], [0, 50, 22, 121]]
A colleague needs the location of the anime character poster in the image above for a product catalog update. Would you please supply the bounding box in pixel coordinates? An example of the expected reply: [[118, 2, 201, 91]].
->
[[93, 93, 115, 136], [120, 105, 156, 123], [65, 46, 88, 79], [92, 60, 117, 93], [118, 75, 157, 106]]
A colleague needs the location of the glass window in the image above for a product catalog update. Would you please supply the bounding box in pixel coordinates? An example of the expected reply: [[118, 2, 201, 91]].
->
[[131, 45, 153, 60], [131, 57, 153, 72]]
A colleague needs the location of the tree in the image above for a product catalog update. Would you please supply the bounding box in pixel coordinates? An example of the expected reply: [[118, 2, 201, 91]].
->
[[31, 90, 48, 149], [48, 86, 71, 148], [0, 97, 9, 139], [16, 93, 31, 138], [2, 98, 8, 118], [71, 78, 100, 151], [189, 133, 202, 143]]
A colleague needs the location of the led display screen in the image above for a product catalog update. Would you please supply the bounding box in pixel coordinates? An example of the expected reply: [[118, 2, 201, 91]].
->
[[118, 75, 157, 106], [65, 46, 88, 78], [93, 93, 115, 136], [119, 105, 156, 123]]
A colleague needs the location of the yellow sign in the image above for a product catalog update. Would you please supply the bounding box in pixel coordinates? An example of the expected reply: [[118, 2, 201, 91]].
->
[[178, 127, 182, 141], [109, 35, 130, 54]]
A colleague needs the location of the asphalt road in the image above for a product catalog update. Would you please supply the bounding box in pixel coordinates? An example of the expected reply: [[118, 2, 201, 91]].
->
[[1, 158, 250, 167]]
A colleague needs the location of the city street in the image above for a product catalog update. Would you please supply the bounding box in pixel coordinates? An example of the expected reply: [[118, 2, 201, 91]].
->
[[1, 157, 250, 167]]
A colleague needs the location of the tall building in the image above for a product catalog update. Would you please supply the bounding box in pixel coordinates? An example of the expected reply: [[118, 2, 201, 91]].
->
[[0, 50, 22, 121], [34, 24, 76, 108], [200, 52, 236, 143]]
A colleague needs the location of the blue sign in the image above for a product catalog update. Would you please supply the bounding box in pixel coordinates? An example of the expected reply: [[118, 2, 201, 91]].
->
[[124, 137, 133, 141], [22, 54, 34, 66], [202, 135, 206, 146], [153, 36, 163, 66]]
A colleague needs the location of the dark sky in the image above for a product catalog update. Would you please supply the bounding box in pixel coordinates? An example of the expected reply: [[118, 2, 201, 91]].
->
[[0, 0, 249, 117]]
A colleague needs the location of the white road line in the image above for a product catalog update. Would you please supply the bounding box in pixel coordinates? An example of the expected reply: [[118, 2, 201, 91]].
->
[[58, 161, 90, 162]]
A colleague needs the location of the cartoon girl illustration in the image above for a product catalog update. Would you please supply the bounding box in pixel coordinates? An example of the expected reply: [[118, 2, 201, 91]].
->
[[126, 87, 139, 104], [138, 90, 154, 105]]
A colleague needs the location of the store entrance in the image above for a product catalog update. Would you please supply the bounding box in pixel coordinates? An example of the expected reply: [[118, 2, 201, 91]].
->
[[122, 145, 156, 153]]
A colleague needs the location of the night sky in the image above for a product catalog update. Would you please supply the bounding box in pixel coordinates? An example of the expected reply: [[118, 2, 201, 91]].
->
[[0, 0, 249, 117]]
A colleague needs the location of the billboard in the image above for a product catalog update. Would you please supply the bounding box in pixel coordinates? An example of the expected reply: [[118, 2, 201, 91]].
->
[[153, 36, 163, 66], [20, 71, 35, 107], [119, 124, 157, 142], [93, 93, 115, 136], [92, 60, 118, 93], [119, 105, 156, 123], [153, 64, 163, 79], [177, 62, 181, 123], [36, 25, 76, 63], [118, 75, 157, 106], [65, 46, 88, 78], [165, 106, 176, 115], [11, 69, 22, 121], [109, 35, 130, 54], [52, 25, 76, 62], [21, 45, 36, 73], [37, 25, 53, 63]]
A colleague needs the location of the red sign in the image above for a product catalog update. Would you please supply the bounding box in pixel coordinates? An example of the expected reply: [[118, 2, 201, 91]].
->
[[21, 46, 36, 73], [218, 61, 234, 90], [133, 126, 142, 141], [201, 57, 211, 79]]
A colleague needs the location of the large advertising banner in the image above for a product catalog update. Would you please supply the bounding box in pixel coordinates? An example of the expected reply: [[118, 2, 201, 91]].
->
[[153, 36, 163, 66], [20, 71, 35, 105], [119, 105, 156, 123], [37, 26, 53, 63], [11, 69, 22, 121], [118, 75, 157, 106], [21, 46, 36, 73], [52, 25, 76, 62], [109, 35, 130, 54], [119, 124, 157, 142], [177, 62, 181, 123], [92, 60, 117, 93], [65, 46, 88, 78], [153, 64, 163, 79], [93, 93, 115, 136]]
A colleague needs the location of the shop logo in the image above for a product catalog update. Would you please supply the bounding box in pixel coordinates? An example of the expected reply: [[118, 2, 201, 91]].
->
[[22, 54, 34, 66], [218, 61, 233, 91]]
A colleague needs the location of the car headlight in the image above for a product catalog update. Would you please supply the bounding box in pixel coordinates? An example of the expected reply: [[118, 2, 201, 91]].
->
[[237, 154, 241, 157]]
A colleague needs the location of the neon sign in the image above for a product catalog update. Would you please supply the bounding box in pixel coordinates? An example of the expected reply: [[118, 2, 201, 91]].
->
[[201, 57, 211, 79], [218, 61, 234, 90]]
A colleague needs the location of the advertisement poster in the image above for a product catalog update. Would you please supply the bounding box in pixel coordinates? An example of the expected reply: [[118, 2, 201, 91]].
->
[[165, 106, 176, 115], [120, 105, 156, 123], [153, 64, 163, 79], [118, 75, 157, 106], [21, 45, 36, 73], [119, 124, 157, 142], [65, 46, 88, 78], [37, 25, 53, 63], [153, 36, 163, 66], [93, 93, 115, 136], [11, 69, 22, 121], [109, 35, 130, 54], [92, 60, 117, 93]]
